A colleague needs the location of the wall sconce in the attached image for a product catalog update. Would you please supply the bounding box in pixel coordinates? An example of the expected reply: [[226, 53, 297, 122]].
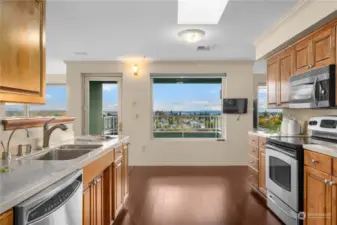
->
[[133, 64, 139, 76]]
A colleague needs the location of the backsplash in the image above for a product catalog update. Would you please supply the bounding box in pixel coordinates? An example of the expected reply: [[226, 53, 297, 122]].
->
[[0, 123, 75, 156], [283, 108, 337, 133]]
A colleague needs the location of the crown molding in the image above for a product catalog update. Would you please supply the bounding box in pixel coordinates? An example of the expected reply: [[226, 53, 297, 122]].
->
[[254, 0, 312, 47]]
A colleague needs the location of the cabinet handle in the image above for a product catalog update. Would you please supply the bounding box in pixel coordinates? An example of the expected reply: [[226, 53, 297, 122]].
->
[[329, 181, 336, 186], [308, 65, 313, 69], [96, 177, 101, 183], [324, 179, 329, 184], [312, 159, 318, 164], [250, 160, 254, 163]]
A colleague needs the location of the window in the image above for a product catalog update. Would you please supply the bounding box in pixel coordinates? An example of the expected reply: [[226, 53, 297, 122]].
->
[[257, 86, 282, 131], [4, 85, 67, 118], [5, 104, 26, 118], [152, 77, 224, 139], [30, 85, 67, 117]]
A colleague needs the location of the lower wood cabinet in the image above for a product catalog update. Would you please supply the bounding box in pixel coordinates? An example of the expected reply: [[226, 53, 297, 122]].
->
[[304, 166, 331, 225], [82, 143, 130, 225], [83, 174, 104, 225], [248, 134, 266, 198], [259, 151, 266, 195], [114, 156, 124, 219], [0, 209, 13, 225]]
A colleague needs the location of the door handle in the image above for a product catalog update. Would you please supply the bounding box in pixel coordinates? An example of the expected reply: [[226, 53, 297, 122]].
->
[[329, 181, 336, 186]]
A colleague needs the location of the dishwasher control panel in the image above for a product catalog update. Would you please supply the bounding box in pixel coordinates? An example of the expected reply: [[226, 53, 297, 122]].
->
[[27, 181, 80, 223]]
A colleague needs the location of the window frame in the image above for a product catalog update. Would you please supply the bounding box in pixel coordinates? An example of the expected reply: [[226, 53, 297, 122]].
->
[[150, 74, 226, 141]]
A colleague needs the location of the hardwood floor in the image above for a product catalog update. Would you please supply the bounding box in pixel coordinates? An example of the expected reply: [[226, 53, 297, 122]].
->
[[118, 166, 283, 225]]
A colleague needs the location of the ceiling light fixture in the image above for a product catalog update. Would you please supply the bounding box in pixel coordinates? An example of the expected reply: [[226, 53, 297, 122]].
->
[[178, 29, 205, 43], [178, 0, 229, 24]]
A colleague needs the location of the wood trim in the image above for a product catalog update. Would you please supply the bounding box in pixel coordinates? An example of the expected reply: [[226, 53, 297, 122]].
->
[[2, 116, 76, 130]]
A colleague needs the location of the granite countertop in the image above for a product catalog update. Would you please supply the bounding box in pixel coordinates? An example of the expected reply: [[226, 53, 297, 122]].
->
[[0, 135, 129, 214], [303, 144, 337, 158], [248, 130, 281, 137]]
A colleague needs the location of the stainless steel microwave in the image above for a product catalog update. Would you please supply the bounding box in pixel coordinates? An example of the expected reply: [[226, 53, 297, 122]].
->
[[289, 64, 336, 108]]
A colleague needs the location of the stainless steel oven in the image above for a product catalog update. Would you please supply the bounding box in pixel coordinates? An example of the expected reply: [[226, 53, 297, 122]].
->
[[266, 139, 304, 225], [289, 64, 335, 108]]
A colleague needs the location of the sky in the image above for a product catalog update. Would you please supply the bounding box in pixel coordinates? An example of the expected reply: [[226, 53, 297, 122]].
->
[[6, 83, 280, 113]]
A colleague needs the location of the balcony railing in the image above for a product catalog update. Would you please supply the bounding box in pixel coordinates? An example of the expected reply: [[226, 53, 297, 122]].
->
[[153, 115, 223, 138], [103, 115, 118, 135]]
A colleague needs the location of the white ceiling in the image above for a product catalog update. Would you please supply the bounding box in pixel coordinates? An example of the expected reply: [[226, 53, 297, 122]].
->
[[46, 0, 297, 74]]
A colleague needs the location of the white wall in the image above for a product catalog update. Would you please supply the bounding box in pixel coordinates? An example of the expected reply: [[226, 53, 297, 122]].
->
[[66, 61, 254, 166]]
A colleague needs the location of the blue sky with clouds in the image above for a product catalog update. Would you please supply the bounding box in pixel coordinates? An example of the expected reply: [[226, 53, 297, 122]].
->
[[6, 83, 222, 112]]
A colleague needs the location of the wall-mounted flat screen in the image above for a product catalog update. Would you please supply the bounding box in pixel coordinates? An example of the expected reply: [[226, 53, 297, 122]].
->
[[223, 98, 248, 114]]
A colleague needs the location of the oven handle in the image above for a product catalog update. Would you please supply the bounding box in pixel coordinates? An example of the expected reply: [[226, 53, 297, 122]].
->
[[313, 77, 318, 106], [266, 144, 296, 158], [267, 194, 297, 219]]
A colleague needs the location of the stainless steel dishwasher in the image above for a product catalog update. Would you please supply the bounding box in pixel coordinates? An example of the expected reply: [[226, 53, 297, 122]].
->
[[14, 169, 83, 225]]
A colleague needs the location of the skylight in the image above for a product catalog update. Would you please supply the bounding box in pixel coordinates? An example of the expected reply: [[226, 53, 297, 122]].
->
[[178, 0, 229, 24]]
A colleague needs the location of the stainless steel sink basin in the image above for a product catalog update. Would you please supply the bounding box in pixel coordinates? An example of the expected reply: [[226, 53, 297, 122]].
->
[[35, 149, 92, 160], [22, 144, 103, 160]]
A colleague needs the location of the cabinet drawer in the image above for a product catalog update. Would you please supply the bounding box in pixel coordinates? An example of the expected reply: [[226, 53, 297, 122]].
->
[[248, 166, 258, 188], [259, 137, 266, 149], [248, 145, 259, 158], [248, 154, 259, 171], [304, 150, 332, 174], [249, 135, 259, 147]]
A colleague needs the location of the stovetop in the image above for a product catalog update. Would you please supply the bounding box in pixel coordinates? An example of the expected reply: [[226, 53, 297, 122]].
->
[[267, 135, 337, 149]]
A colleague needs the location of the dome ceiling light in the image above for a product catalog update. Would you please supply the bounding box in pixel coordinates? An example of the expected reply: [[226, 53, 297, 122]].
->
[[178, 29, 206, 43]]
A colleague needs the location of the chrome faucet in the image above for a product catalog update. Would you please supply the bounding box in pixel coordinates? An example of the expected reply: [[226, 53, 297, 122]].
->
[[1, 128, 30, 160], [43, 118, 68, 148]]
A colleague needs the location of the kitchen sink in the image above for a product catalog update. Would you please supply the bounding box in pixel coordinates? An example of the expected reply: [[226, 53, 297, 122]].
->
[[21, 144, 103, 160], [35, 149, 92, 160]]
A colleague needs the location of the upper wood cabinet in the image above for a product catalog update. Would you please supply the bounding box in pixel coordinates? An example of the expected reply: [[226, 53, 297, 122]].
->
[[267, 56, 278, 107], [293, 25, 335, 76], [0, 0, 46, 104], [0, 209, 13, 225], [312, 26, 335, 69], [294, 37, 312, 75], [278, 47, 294, 107]]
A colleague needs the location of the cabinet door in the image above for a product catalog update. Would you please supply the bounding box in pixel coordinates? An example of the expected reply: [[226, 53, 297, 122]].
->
[[331, 176, 337, 225], [258, 151, 266, 196], [103, 166, 113, 225], [94, 175, 104, 225], [312, 26, 335, 69], [267, 56, 279, 107], [83, 185, 93, 225], [304, 166, 332, 225], [123, 144, 129, 201], [294, 37, 312, 75], [278, 47, 294, 107], [0, 0, 45, 104], [114, 157, 123, 219], [0, 209, 13, 225]]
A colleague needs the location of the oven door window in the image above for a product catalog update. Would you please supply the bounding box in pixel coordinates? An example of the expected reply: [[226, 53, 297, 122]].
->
[[269, 156, 291, 192]]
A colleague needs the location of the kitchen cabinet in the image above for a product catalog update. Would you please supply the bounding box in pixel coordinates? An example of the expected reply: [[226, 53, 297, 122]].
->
[[248, 133, 266, 198], [122, 143, 129, 201], [311, 26, 335, 69], [114, 155, 124, 219], [0, 0, 46, 104], [258, 151, 266, 196], [294, 37, 312, 75], [278, 47, 293, 107], [267, 56, 278, 107], [0, 209, 13, 225], [304, 166, 331, 225], [82, 174, 104, 225]]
